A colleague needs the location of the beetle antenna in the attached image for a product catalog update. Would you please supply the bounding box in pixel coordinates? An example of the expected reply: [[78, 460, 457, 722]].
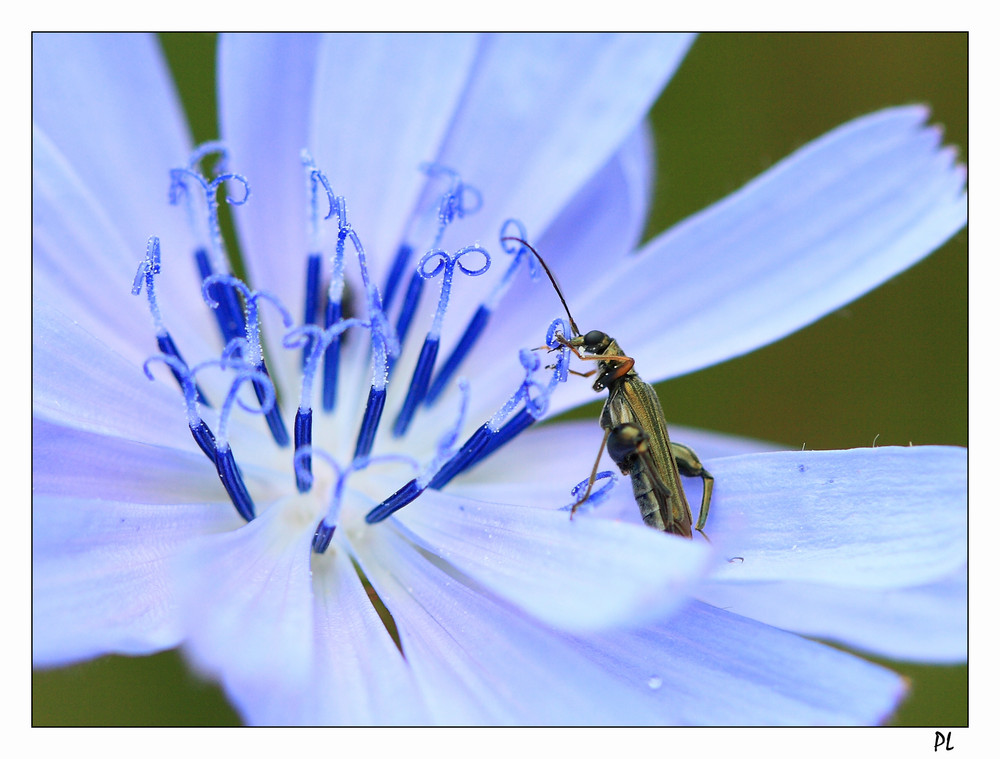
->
[[501, 237, 580, 337]]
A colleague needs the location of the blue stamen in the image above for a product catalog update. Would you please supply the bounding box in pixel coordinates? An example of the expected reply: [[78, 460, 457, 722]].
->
[[312, 520, 337, 554], [425, 425, 490, 490], [211, 365, 277, 521], [293, 157, 399, 461], [562, 471, 618, 513], [132, 237, 211, 406], [424, 304, 488, 406], [386, 164, 480, 319], [142, 351, 272, 522], [284, 319, 367, 488], [293, 409, 313, 492], [354, 387, 387, 461], [425, 221, 538, 406], [201, 274, 293, 447], [464, 321, 572, 468], [463, 407, 537, 470], [300, 153, 340, 376], [168, 164, 250, 274], [427, 349, 541, 490], [392, 245, 490, 437], [142, 352, 214, 463], [189, 418, 218, 463], [215, 446, 256, 522], [193, 247, 247, 344], [346, 224, 398, 461], [382, 243, 414, 312], [321, 225, 349, 411], [301, 253, 323, 368], [391, 337, 439, 437], [428, 323, 570, 489], [154, 334, 210, 408], [298, 447, 418, 553], [170, 154, 253, 356], [366, 379, 471, 523], [321, 298, 342, 412], [364, 479, 423, 524], [391, 270, 425, 362]]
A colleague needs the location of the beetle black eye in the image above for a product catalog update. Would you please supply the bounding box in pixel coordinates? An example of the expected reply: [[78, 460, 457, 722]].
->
[[584, 330, 606, 347]]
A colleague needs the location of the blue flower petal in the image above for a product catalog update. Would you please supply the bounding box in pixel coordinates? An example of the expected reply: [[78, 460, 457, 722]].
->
[[173, 500, 318, 705], [307, 34, 481, 275], [32, 33, 193, 251], [575, 601, 906, 725], [697, 563, 967, 663], [232, 546, 430, 725], [704, 446, 967, 588], [352, 525, 676, 724], [32, 496, 233, 667], [33, 418, 228, 504], [33, 128, 210, 356], [551, 106, 967, 409], [392, 489, 712, 631], [432, 34, 693, 251], [33, 299, 195, 443]]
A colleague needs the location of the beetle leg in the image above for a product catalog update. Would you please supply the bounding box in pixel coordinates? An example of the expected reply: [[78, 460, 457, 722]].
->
[[671, 441, 714, 535], [570, 426, 611, 519]]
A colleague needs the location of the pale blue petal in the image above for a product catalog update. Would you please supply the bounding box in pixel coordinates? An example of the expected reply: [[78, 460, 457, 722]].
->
[[351, 526, 673, 724], [430, 34, 693, 372], [174, 501, 317, 704], [33, 126, 155, 351], [32, 496, 233, 667], [552, 106, 966, 408], [536, 121, 656, 290], [704, 446, 967, 588], [32, 33, 194, 263], [32, 418, 231, 504], [392, 488, 712, 631], [232, 546, 429, 725], [33, 298, 194, 444], [33, 128, 212, 358], [697, 563, 967, 663], [575, 601, 906, 725], [434, 33, 693, 251], [308, 33, 480, 276]]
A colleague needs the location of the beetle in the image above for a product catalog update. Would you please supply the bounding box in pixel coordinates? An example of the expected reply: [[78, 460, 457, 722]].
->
[[503, 237, 713, 538]]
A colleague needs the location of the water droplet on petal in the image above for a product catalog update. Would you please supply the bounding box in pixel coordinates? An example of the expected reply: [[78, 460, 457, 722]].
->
[[647, 676, 662, 690]]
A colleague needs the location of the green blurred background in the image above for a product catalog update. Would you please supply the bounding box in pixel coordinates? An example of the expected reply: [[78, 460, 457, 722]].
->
[[33, 32, 967, 726]]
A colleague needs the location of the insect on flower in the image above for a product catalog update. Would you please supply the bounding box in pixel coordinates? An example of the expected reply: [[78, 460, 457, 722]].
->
[[505, 237, 714, 539]]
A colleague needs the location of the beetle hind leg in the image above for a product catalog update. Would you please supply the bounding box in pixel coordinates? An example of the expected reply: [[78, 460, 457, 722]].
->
[[670, 441, 714, 534]]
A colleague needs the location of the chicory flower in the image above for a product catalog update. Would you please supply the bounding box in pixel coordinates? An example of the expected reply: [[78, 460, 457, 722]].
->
[[33, 33, 967, 725]]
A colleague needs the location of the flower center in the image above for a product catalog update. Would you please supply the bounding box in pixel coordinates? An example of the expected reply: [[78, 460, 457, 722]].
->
[[135, 144, 573, 553]]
